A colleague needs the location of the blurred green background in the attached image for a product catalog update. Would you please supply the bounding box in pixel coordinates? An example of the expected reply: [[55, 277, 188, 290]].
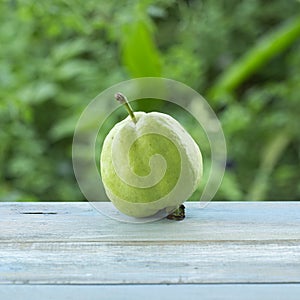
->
[[1, 0, 300, 202]]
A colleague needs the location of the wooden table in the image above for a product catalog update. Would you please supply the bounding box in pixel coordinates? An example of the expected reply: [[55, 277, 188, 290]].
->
[[0, 202, 300, 299]]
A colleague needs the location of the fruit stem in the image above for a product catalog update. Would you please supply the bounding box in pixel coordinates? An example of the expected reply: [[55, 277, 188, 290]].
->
[[115, 92, 137, 124]]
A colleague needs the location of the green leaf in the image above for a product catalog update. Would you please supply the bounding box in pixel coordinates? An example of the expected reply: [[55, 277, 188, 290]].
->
[[209, 15, 300, 100], [120, 13, 162, 77], [246, 130, 292, 201], [49, 113, 80, 140]]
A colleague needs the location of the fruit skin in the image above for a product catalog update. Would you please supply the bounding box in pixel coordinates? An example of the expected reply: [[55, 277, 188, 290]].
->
[[100, 111, 202, 218]]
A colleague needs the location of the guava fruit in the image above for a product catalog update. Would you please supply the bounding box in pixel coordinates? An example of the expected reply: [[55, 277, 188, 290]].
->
[[100, 93, 202, 218]]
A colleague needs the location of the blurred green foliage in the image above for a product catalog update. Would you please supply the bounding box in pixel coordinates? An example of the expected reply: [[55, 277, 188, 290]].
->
[[1, 0, 300, 201]]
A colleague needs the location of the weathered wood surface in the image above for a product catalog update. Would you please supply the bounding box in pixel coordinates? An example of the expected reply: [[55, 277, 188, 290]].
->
[[0, 202, 299, 287], [2, 284, 300, 300]]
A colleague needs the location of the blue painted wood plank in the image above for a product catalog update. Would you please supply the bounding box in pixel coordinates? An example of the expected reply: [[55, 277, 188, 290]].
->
[[1, 284, 300, 300]]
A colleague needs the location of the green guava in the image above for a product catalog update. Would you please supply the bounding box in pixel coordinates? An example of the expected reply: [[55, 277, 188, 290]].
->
[[100, 95, 202, 218]]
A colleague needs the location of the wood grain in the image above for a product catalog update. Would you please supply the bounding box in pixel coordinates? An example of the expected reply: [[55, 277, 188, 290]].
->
[[0, 202, 299, 285], [1, 284, 300, 300]]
